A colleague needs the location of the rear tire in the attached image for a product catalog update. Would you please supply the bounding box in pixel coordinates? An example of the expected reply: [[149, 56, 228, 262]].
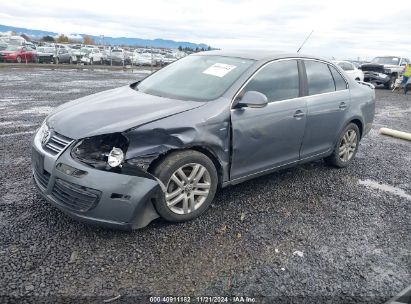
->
[[325, 123, 360, 168], [152, 150, 218, 222]]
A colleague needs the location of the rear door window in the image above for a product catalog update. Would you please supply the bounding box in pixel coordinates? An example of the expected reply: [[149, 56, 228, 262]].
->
[[304, 60, 335, 95]]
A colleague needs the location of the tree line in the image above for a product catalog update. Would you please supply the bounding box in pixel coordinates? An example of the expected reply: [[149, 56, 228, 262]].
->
[[178, 46, 212, 53]]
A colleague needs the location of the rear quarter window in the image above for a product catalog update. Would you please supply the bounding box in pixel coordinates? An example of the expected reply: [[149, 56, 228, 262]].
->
[[329, 65, 348, 91]]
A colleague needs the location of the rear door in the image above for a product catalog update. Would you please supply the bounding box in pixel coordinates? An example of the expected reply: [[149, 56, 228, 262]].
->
[[299, 60, 350, 158], [230, 59, 307, 180]]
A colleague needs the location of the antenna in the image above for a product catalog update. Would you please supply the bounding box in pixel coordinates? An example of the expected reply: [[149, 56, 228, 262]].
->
[[297, 30, 314, 53]]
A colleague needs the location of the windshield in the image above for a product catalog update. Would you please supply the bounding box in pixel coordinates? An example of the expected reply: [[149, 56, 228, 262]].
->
[[137, 55, 255, 101], [371, 57, 400, 65]]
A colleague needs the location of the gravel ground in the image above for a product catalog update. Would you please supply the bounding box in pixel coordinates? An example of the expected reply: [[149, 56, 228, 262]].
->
[[0, 68, 410, 303]]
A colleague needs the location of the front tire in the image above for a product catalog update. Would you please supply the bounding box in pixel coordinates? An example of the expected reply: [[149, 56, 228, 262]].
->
[[325, 123, 360, 168], [152, 150, 218, 222], [385, 75, 397, 90]]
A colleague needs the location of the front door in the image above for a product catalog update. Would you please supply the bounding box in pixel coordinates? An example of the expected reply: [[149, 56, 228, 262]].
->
[[230, 59, 307, 180]]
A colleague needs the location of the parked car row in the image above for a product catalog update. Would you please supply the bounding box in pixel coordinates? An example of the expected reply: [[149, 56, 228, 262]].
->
[[0, 40, 186, 66]]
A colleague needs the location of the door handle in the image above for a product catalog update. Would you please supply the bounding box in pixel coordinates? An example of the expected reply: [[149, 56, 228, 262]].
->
[[339, 102, 347, 110], [293, 110, 305, 119]]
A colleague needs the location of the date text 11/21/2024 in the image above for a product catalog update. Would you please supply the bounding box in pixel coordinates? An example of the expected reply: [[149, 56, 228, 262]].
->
[[149, 296, 257, 303]]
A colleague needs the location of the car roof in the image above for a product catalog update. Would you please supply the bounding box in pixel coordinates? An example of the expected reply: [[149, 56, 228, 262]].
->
[[194, 49, 329, 62]]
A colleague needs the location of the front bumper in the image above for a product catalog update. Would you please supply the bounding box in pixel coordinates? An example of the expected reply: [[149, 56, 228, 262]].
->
[[363, 71, 390, 84], [0, 56, 16, 62], [31, 129, 161, 230]]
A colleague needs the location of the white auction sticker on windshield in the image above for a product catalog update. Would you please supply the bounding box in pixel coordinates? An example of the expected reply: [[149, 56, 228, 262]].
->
[[203, 63, 237, 77]]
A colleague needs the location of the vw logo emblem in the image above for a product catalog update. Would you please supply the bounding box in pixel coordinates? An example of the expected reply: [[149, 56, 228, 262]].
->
[[41, 129, 51, 145]]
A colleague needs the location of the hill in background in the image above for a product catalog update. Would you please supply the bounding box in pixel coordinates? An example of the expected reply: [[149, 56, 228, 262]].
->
[[0, 24, 210, 49]]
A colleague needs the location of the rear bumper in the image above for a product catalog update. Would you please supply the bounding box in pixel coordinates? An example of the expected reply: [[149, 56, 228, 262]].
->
[[31, 129, 161, 230]]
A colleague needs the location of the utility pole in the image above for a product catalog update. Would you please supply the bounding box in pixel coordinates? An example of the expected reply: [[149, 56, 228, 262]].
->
[[151, 46, 153, 73]]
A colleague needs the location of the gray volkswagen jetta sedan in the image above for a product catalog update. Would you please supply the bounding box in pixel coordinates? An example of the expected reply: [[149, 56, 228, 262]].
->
[[31, 50, 376, 229]]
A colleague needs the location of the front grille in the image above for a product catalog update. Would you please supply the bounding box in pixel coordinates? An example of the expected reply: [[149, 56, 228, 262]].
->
[[361, 65, 384, 73], [44, 132, 73, 156], [51, 178, 101, 212], [34, 167, 51, 189]]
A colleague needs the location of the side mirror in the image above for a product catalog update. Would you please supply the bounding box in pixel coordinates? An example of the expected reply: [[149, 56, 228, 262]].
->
[[236, 91, 268, 108]]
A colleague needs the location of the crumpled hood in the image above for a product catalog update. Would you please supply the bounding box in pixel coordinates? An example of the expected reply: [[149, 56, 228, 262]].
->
[[361, 63, 398, 69], [47, 85, 205, 139], [381, 64, 399, 69]]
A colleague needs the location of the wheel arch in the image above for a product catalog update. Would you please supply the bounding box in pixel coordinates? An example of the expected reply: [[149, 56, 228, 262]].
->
[[147, 146, 224, 187], [349, 118, 364, 139]]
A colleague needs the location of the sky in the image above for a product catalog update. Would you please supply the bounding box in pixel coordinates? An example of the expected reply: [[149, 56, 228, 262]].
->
[[0, 0, 410, 60]]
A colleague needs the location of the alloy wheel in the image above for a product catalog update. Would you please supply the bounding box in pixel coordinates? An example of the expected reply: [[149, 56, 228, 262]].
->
[[165, 163, 211, 215], [339, 129, 357, 162]]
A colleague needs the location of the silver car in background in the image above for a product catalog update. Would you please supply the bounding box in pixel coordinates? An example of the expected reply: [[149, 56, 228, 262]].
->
[[31, 50, 375, 229]]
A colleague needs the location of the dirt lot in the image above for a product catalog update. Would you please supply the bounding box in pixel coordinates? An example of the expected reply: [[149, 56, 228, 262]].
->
[[0, 68, 410, 303]]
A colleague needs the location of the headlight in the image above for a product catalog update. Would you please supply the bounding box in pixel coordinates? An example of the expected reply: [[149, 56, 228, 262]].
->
[[107, 147, 124, 167], [384, 69, 391, 74], [71, 133, 128, 169]]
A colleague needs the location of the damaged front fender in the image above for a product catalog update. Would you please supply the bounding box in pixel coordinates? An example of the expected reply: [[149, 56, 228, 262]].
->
[[123, 99, 232, 183]]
